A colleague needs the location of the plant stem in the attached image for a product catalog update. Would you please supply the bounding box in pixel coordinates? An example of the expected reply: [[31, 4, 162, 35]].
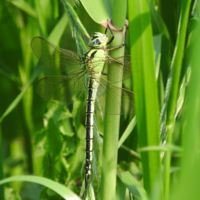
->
[[100, 29, 125, 200], [120, 145, 141, 161], [112, 0, 127, 29]]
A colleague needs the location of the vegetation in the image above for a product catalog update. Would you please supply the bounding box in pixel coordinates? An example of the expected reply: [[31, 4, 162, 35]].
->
[[0, 0, 200, 199]]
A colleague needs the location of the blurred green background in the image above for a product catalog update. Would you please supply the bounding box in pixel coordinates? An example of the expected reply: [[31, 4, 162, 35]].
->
[[1, 0, 200, 200], [0, 1, 100, 199]]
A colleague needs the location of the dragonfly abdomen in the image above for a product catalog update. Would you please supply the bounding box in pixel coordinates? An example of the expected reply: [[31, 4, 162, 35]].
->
[[85, 77, 100, 188]]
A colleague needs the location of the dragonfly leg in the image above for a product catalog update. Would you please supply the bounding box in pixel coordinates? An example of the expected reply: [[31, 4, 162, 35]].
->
[[106, 23, 114, 45], [101, 55, 124, 77], [107, 55, 124, 65], [107, 26, 128, 51], [105, 27, 108, 34]]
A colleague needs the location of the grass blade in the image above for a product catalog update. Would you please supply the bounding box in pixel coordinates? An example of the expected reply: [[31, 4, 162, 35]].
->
[[34, 0, 47, 36], [80, 0, 111, 23], [163, 1, 191, 199], [171, 9, 200, 200], [48, 13, 68, 45], [117, 172, 148, 200], [118, 116, 136, 148], [128, 0, 161, 195], [8, 0, 36, 18], [0, 64, 42, 122], [0, 14, 68, 122], [0, 175, 80, 200]]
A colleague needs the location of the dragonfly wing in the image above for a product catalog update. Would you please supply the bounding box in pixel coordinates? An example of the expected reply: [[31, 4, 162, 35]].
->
[[96, 77, 134, 115], [36, 69, 87, 106], [31, 37, 82, 74], [101, 55, 132, 83]]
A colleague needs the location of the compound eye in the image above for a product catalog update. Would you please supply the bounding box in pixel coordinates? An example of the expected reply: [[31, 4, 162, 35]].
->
[[93, 39, 100, 45]]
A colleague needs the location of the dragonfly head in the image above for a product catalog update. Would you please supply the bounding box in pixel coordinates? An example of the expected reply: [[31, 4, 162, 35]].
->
[[89, 32, 108, 48]]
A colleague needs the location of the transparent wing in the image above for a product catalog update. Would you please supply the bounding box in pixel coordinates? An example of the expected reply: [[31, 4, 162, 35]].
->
[[96, 77, 134, 115], [101, 55, 132, 83], [36, 69, 87, 106], [31, 37, 83, 74]]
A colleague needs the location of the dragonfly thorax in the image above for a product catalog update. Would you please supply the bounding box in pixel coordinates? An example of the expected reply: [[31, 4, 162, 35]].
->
[[88, 32, 108, 49]]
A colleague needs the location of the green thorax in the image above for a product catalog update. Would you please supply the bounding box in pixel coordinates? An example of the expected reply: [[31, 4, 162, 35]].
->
[[86, 49, 107, 75], [83, 31, 109, 76]]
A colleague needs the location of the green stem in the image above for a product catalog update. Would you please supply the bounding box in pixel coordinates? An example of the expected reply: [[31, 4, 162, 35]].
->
[[34, 0, 47, 37], [100, 1, 127, 198], [100, 29, 125, 200], [22, 115, 33, 173], [120, 145, 141, 161], [163, 1, 191, 199], [112, 0, 127, 29], [118, 116, 136, 148]]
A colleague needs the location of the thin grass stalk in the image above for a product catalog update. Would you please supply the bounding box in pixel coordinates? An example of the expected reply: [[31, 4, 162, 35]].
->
[[19, 12, 34, 174], [34, 0, 47, 37], [163, 1, 191, 199], [118, 116, 136, 148], [120, 145, 141, 161], [100, 28, 126, 200], [0, 123, 4, 200], [170, 9, 200, 200], [0, 9, 67, 123], [0, 64, 42, 123], [61, 0, 89, 55]]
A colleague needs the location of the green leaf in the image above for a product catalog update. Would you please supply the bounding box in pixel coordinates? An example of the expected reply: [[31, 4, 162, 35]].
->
[[8, 0, 36, 18], [117, 172, 148, 200], [153, 34, 162, 79], [48, 13, 68, 45], [148, 1, 170, 39], [80, 0, 111, 23], [0, 175, 80, 200], [45, 119, 63, 157], [34, 0, 47, 37], [128, 0, 161, 194], [5, 187, 21, 200], [34, 128, 47, 145], [149, 1, 172, 82], [0, 64, 42, 122], [171, 7, 200, 200], [0, 13, 68, 122], [0, 61, 20, 84], [118, 116, 136, 148], [162, 1, 191, 199], [116, 177, 126, 200], [140, 145, 182, 153], [61, 0, 89, 55]]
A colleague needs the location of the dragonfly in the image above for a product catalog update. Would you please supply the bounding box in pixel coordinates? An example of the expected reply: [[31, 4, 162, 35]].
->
[[31, 25, 134, 189]]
